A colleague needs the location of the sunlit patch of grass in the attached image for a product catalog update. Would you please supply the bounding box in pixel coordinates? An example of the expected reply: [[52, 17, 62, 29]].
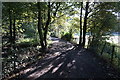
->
[[16, 38, 34, 43], [38, 56, 42, 59], [47, 40, 52, 45], [85, 45, 88, 48], [36, 46, 41, 49], [16, 38, 39, 48]]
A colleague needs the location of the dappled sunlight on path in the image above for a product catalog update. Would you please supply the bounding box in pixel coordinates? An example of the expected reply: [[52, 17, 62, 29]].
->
[[12, 37, 119, 79]]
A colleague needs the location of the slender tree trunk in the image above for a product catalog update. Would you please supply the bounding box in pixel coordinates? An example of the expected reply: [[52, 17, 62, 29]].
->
[[79, 2, 83, 45], [82, 2, 89, 47], [13, 15, 16, 44], [37, 2, 45, 51], [88, 20, 95, 48], [44, 2, 51, 48], [9, 9, 13, 45], [12, 16, 16, 69]]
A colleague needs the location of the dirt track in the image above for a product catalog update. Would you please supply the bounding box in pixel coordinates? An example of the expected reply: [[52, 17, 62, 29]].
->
[[13, 37, 120, 79]]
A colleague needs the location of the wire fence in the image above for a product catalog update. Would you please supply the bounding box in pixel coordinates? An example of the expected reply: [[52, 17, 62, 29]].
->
[[89, 41, 120, 69]]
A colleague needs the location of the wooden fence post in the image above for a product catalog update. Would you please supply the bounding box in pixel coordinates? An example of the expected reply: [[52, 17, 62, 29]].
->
[[101, 42, 106, 55], [111, 45, 115, 63]]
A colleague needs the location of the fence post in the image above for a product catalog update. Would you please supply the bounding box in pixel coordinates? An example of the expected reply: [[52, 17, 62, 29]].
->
[[101, 42, 106, 55], [111, 45, 115, 63]]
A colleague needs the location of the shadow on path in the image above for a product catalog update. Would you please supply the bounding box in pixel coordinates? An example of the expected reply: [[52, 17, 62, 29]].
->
[[12, 37, 120, 79]]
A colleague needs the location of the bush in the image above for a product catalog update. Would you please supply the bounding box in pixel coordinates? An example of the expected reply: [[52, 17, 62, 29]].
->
[[16, 38, 39, 48], [50, 32, 56, 37], [61, 32, 72, 41]]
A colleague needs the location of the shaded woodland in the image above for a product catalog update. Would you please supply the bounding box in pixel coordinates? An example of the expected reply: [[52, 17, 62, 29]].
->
[[1, 2, 120, 79]]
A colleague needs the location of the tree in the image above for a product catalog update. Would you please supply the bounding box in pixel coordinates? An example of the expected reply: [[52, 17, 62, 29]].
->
[[82, 2, 89, 47], [2, 3, 27, 45], [79, 2, 83, 45], [87, 2, 118, 50], [37, 2, 77, 52], [37, 2, 45, 51], [44, 2, 51, 48]]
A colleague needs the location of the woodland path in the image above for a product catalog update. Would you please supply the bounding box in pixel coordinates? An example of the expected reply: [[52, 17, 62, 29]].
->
[[13, 37, 120, 79]]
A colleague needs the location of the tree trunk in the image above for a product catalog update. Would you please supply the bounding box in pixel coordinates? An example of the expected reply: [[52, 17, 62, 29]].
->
[[44, 2, 51, 48], [79, 2, 83, 45], [13, 16, 16, 44], [9, 9, 13, 45], [82, 2, 89, 47], [37, 2, 45, 51]]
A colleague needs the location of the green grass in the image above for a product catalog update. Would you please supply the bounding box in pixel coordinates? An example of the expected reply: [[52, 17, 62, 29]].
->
[[99, 42, 120, 69], [89, 41, 120, 69], [47, 40, 52, 45], [16, 38, 37, 44], [16, 37, 53, 48], [16, 38, 39, 47]]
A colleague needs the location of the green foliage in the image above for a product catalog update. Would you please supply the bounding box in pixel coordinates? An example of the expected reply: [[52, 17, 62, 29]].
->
[[16, 38, 39, 48], [50, 32, 56, 37], [61, 30, 73, 41], [2, 2, 120, 78], [87, 2, 118, 50], [70, 17, 80, 33], [22, 23, 37, 38]]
